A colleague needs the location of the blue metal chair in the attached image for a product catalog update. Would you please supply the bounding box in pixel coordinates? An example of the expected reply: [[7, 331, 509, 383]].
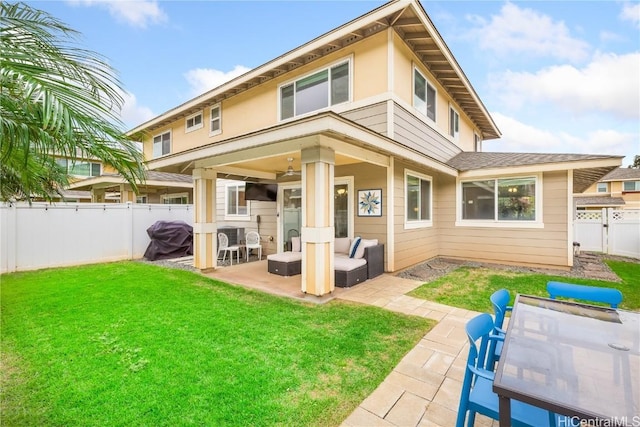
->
[[546, 281, 623, 308], [457, 313, 566, 427], [487, 289, 512, 370]]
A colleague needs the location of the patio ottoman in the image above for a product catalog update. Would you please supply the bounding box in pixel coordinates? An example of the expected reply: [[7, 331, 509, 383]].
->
[[334, 256, 367, 287], [267, 251, 302, 276]]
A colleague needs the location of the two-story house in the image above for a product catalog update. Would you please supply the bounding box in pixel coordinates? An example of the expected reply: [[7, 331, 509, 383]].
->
[[129, 0, 621, 296], [575, 167, 640, 211]]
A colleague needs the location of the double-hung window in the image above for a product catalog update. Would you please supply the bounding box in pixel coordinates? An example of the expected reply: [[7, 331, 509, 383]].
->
[[405, 170, 432, 228], [597, 183, 609, 193], [153, 131, 171, 158], [210, 104, 221, 136], [279, 59, 350, 120], [225, 182, 249, 219], [449, 105, 460, 140], [474, 133, 482, 152], [185, 111, 203, 132], [413, 67, 436, 121], [460, 176, 538, 224], [623, 181, 640, 192]]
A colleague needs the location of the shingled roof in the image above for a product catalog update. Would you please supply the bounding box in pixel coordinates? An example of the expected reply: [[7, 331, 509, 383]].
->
[[446, 152, 622, 193], [599, 167, 640, 182], [574, 196, 626, 207]]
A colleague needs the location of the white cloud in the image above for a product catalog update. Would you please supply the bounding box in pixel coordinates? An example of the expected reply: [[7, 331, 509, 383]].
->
[[66, 0, 167, 28], [184, 66, 252, 97], [620, 2, 640, 28], [491, 52, 640, 120], [118, 91, 155, 129], [488, 112, 638, 166], [466, 2, 590, 62]]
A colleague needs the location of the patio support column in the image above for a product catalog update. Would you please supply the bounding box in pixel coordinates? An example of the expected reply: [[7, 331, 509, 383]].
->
[[300, 146, 334, 296], [91, 188, 106, 203], [119, 184, 135, 203], [193, 168, 217, 271]]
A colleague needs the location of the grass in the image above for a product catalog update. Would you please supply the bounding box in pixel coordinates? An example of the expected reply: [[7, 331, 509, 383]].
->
[[1, 262, 434, 427], [408, 259, 640, 312]]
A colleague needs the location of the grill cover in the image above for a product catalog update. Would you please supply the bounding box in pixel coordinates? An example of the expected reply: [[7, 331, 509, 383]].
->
[[143, 220, 193, 261]]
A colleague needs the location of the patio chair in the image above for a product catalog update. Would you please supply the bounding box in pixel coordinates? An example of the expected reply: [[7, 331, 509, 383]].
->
[[487, 289, 512, 370], [457, 313, 567, 427], [245, 231, 262, 262], [217, 232, 241, 265], [546, 281, 623, 308]]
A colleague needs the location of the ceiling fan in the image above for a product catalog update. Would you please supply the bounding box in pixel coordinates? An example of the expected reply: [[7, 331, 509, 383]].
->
[[278, 157, 301, 178]]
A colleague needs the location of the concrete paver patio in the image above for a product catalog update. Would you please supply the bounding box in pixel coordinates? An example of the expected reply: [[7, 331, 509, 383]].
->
[[203, 260, 497, 426]]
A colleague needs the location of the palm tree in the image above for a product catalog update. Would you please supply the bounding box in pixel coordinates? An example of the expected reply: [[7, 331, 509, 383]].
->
[[0, 2, 144, 201]]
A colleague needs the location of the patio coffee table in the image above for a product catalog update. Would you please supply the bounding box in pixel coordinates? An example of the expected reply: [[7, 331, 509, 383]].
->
[[493, 294, 640, 426]]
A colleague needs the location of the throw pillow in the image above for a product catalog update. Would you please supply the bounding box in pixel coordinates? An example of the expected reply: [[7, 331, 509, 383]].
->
[[291, 236, 301, 252], [348, 236, 362, 258], [354, 238, 378, 259]]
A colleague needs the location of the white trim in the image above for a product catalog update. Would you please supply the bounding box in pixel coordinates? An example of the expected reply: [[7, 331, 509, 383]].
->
[[412, 64, 437, 124], [448, 103, 460, 141], [386, 156, 394, 271], [223, 181, 250, 220], [152, 129, 172, 158], [455, 173, 544, 228], [474, 132, 482, 152], [567, 169, 574, 267], [185, 111, 203, 133], [209, 103, 222, 137], [335, 176, 354, 239], [404, 168, 433, 229], [277, 55, 353, 122]]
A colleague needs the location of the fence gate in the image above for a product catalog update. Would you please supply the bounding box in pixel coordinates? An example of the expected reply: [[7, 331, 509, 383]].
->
[[574, 208, 640, 258]]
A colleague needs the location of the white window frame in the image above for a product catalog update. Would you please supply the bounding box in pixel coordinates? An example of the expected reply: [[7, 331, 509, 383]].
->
[[474, 133, 482, 152], [224, 181, 250, 220], [455, 174, 543, 228], [209, 104, 221, 136], [623, 181, 640, 192], [58, 159, 102, 177], [597, 182, 609, 193], [161, 192, 189, 204], [152, 130, 171, 158], [136, 195, 148, 204], [412, 66, 437, 123], [278, 56, 352, 121], [449, 104, 460, 140], [185, 111, 203, 133], [404, 169, 433, 229]]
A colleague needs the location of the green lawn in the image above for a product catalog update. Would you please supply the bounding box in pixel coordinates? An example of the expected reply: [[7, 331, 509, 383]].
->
[[1, 262, 434, 427], [408, 259, 640, 312]]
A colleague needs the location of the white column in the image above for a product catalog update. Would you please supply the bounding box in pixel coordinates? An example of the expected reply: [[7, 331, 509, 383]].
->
[[193, 168, 218, 270]]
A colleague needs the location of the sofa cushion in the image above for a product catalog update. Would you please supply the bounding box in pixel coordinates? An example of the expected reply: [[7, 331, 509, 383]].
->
[[267, 251, 303, 262], [335, 237, 351, 254], [348, 237, 362, 258], [291, 236, 301, 252], [334, 256, 367, 272], [354, 238, 378, 259]]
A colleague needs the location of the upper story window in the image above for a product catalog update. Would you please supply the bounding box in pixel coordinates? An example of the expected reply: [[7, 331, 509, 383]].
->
[[449, 105, 460, 140], [56, 158, 101, 177], [153, 131, 171, 158], [474, 133, 482, 152], [225, 182, 249, 219], [279, 59, 350, 120], [405, 170, 432, 229], [460, 176, 539, 225], [623, 181, 640, 192], [413, 67, 436, 122], [210, 104, 221, 136], [185, 111, 203, 133], [597, 182, 609, 193]]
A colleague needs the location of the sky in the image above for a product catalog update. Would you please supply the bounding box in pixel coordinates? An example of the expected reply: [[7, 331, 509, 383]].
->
[[27, 0, 640, 166]]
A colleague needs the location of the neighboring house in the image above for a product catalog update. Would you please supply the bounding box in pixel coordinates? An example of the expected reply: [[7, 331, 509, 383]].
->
[[574, 167, 640, 211], [128, 0, 621, 296], [67, 170, 193, 204]]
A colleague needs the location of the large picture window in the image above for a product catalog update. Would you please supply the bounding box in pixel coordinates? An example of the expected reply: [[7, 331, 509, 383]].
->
[[413, 67, 436, 121], [56, 159, 101, 177], [623, 181, 640, 192], [153, 131, 171, 158], [225, 182, 248, 218], [461, 177, 537, 222], [405, 170, 432, 228], [279, 60, 350, 120]]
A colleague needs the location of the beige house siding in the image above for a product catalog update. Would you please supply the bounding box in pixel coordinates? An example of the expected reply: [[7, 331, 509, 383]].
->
[[342, 102, 388, 136], [437, 171, 570, 269], [392, 159, 440, 271], [393, 102, 462, 163]]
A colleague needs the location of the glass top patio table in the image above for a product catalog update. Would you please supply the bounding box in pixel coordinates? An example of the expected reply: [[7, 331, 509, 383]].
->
[[493, 294, 640, 426]]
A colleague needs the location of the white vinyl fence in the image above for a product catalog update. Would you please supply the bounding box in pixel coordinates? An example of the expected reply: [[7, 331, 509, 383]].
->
[[0, 202, 193, 274], [574, 208, 640, 259]]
